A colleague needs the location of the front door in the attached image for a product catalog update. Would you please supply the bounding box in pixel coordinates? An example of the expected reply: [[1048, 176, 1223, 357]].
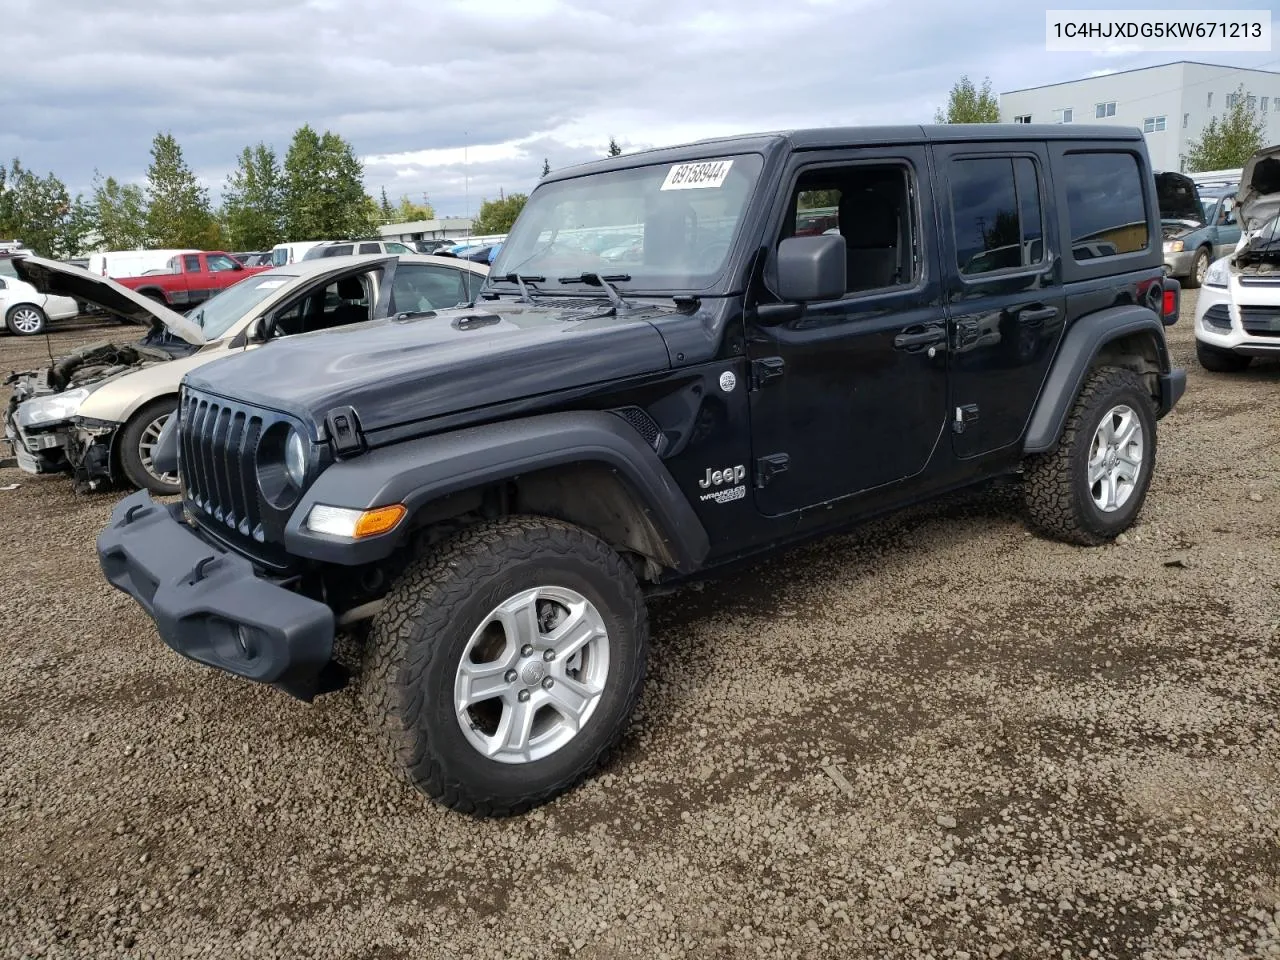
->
[[933, 142, 1066, 460], [746, 146, 950, 516]]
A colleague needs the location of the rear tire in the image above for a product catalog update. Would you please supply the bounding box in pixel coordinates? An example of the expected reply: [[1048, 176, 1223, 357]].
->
[[118, 398, 180, 495], [1196, 340, 1251, 373], [360, 516, 649, 816], [6, 303, 47, 336], [1023, 366, 1157, 546], [1185, 247, 1210, 289]]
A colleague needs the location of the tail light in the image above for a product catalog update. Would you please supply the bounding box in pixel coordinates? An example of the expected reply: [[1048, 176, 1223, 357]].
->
[[1160, 278, 1181, 326]]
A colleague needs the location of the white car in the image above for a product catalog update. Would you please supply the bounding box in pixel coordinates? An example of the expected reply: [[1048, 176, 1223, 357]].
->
[[0, 257, 79, 335], [1193, 146, 1280, 372]]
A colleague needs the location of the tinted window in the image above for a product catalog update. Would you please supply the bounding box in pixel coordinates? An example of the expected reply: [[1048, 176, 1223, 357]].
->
[[390, 264, 466, 313], [1060, 152, 1149, 260], [358, 242, 381, 255], [183, 255, 201, 272], [386, 242, 413, 254], [324, 244, 354, 258], [950, 157, 1045, 276]]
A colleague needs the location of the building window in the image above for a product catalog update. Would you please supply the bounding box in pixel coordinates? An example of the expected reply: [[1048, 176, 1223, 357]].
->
[[1095, 101, 1117, 119], [1143, 116, 1167, 133], [1247, 94, 1257, 112], [1263, 97, 1270, 114], [1013, 114, 1032, 123], [1275, 97, 1280, 112], [1183, 112, 1190, 128], [1062, 108, 1073, 123], [1207, 92, 1214, 108], [1227, 92, 1241, 109]]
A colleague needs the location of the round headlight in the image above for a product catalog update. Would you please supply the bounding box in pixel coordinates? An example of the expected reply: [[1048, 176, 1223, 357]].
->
[[285, 429, 307, 487]]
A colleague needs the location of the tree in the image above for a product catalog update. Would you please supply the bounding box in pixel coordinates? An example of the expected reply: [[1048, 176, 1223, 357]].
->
[[607, 137, 623, 157], [283, 125, 376, 239], [145, 132, 215, 247], [222, 144, 284, 251], [89, 173, 149, 250], [395, 194, 435, 222], [1184, 85, 1265, 172], [541, 158, 551, 178], [472, 193, 528, 234], [935, 76, 1000, 124], [0, 160, 83, 257]]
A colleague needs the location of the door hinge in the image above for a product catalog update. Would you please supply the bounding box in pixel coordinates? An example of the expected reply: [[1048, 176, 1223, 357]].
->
[[325, 405, 365, 457], [750, 356, 785, 390], [953, 404, 980, 434], [755, 453, 790, 488]]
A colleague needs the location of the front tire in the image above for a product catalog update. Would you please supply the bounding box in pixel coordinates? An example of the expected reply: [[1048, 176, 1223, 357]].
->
[[361, 516, 649, 816], [1023, 366, 1157, 546], [118, 398, 180, 495], [6, 303, 47, 336], [1185, 247, 1210, 289], [1196, 340, 1251, 372]]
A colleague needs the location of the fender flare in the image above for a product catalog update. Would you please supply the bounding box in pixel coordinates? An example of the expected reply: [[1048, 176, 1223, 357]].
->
[[1023, 304, 1170, 454], [283, 410, 711, 572]]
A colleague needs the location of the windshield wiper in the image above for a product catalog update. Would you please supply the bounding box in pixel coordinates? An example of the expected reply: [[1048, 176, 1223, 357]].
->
[[489, 273, 545, 304], [558, 273, 632, 310]]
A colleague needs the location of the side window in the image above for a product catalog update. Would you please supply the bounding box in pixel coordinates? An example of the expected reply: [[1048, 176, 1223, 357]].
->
[[358, 242, 381, 255], [272, 273, 374, 337], [271, 248, 287, 266], [323, 243, 355, 258], [1059, 152, 1149, 260], [463, 269, 487, 300], [390, 264, 467, 313], [782, 163, 916, 294], [205, 254, 237, 272], [1222, 201, 1238, 226], [950, 156, 1045, 276], [386, 242, 413, 254], [183, 255, 200, 273]]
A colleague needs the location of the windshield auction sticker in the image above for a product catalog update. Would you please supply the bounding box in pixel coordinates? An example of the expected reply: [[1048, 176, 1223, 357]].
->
[[661, 160, 734, 191]]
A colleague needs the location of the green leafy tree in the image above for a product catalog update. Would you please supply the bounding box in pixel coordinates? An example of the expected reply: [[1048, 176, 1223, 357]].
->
[[1184, 85, 1266, 172], [541, 158, 551, 178], [799, 189, 840, 209], [145, 132, 215, 247], [396, 194, 435, 221], [222, 144, 284, 250], [607, 137, 623, 157], [0, 160, 82, 257], [935, 76, 1000, 124], [283, 125, 376, 239], [472, 193, 528, 234], [89, 173, 149, 250]]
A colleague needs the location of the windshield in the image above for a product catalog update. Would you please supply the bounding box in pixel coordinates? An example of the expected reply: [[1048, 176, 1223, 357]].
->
[[187, 273, 295, 339], [490, 153, 764, 293]]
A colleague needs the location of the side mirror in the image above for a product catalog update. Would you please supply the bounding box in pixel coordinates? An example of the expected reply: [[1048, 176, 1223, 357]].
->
[[249, 317, 269, 342], [776, 235, 846, 303], [232, 261, 244, 271]]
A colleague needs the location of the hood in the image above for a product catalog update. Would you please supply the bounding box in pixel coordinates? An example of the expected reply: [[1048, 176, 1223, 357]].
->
[[13, 255, 206, 345], [1237, 144, 1280, 231], [1155, 172, 1204, 226], [183, 300, 678, 436]]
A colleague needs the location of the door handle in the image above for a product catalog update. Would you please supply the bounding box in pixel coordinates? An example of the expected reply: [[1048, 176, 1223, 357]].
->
[[1017, 306, 1057, 326], [894, 326, 946, 350]]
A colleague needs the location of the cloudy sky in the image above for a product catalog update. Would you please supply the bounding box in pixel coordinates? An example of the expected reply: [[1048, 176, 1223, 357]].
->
[[3, 0, 1277, 220]]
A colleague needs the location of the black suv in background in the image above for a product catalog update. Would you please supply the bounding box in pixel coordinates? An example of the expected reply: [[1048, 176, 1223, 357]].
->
[[97, 125, 1184, 815]]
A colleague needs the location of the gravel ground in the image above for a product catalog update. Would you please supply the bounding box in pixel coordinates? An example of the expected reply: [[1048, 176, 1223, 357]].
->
[[1, 298, 1277, 960]]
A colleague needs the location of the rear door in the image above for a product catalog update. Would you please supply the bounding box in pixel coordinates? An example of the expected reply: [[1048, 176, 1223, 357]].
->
[[933, 141, 1066, 460]]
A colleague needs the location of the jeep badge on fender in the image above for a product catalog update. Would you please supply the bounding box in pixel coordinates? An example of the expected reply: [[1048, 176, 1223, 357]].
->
[[94, 123, 1184, 817]]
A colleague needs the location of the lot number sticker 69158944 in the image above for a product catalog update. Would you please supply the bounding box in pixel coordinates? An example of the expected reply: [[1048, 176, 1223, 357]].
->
[[660, 160, 734, 190]]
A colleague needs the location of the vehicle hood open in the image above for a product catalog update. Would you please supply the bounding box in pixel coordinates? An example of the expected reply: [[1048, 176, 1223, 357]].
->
[[13, 255, 206, 345], [1155, 172, 1205, 227], [1236, 144, 1280, 232], [183, 299, 678, 437]]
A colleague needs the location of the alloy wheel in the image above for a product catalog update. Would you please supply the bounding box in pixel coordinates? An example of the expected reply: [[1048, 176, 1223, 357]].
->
[[138, 413, 177, 486], [9, 307, 44, 335], [1088, 403, 1144, 512]]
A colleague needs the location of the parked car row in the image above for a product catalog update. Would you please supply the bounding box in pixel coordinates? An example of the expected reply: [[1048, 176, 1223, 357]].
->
[[5, 253, 489, 495]]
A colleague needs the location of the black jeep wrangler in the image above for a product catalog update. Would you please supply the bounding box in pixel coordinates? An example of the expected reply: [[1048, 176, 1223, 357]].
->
[[98, 125, 1185, 815]]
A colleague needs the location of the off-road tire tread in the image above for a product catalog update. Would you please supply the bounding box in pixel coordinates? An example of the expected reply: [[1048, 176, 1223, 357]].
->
[[1196, 340, 1251, 373], [1023, 365, 1154, 546], [360, 515, 647, 817]]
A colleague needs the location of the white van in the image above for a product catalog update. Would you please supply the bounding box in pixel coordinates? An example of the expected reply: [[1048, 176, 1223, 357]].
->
[[87, 249, 198, 278], [269, 241, 325, 267]]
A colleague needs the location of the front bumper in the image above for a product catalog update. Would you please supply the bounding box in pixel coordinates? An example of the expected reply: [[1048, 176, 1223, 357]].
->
[[1163, 250, 1195, 277], [97, 490, 337, 700], [4, 413, 70, 475], [1194, 280, 1280, 357]]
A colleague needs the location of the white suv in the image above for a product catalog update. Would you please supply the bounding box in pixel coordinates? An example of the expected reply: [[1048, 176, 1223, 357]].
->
[[1193, 147, 1280, 372], [301, 240, 416, 260], [0, 257, 79, 335]]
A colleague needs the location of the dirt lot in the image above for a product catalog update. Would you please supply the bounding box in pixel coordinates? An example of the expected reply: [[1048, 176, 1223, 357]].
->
[[0, 298, 1277, 960]]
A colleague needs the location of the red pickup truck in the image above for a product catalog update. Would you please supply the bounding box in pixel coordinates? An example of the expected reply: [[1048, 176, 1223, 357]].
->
[[119, 251, 270, 308]]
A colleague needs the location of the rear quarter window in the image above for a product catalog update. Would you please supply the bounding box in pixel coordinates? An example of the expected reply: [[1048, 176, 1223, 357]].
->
[[1060, 152, 1149, 261]]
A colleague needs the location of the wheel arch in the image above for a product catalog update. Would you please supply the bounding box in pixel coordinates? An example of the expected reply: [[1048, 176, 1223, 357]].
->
[[284, 411, 711, 578], [1023, 305, 1170, 454]]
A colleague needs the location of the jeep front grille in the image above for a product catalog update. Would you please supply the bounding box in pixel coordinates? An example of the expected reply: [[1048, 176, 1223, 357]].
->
[[180, 391, 268, 541]]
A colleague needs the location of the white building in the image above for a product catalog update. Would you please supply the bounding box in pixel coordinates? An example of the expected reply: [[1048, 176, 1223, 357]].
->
[[1000, 61, 1280, 172], [377, 217, 474, 243]]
